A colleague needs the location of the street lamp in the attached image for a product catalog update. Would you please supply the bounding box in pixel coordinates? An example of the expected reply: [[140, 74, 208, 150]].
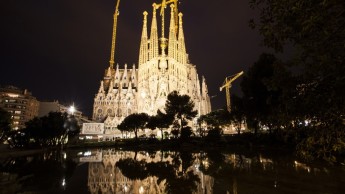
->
[[68, 105, 75, 115]]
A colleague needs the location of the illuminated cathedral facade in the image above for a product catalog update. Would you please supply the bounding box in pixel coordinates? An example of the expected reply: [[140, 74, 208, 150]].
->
[[92, 1, 211, 131]]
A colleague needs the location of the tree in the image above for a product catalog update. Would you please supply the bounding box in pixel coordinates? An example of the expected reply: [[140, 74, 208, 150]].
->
[[146, 110, 174, 139], [63, 114, 80, 143], [164, 91, 198, 137], [240, 53, 286, 134], [197, 115, 208, 137], [0, 108, 11, 143], [230, 95, 246, 135], [198, 109, 231, 135], [249, 0, 345, 120], [117, 113, 149, 141], [180, 126, 193, 140], [250, 0, 345, 161], [7, 112, 79, 148]]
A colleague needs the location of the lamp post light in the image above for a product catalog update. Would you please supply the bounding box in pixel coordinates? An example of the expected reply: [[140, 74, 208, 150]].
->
[[68, 105, 75, 115], [63, 104, 77, 150]]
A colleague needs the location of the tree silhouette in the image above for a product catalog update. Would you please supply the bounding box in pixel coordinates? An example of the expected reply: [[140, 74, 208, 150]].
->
[[240, 53, 283, 134], [118, 113, 149, 141], [230, 95, 246, 135], [0, 108, 11, 143], [116, 158, 149, 180], [7, 112, 79, 148], [164, 91, 197, 137], [146, 110, 173, 139], [250, 0, 345, 161]]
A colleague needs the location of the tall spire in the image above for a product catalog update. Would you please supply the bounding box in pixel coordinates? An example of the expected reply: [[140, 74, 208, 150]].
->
[[149, 4, 159, 60], [123, 64, 128, 80], [114, 64, 120, 79], [108, 80, 114, 93], [202, 76, 209, 98], [202, 76, 211, 114], [178, 13, 187, 64], [196, 74, 201, 97], [131, 64, 137, 87], [109, 0, 121, 68], [139, 11, 148, 66], [98, 80, 105, 93], [168, 4, 177, 59], [159, 3, 167, 55]]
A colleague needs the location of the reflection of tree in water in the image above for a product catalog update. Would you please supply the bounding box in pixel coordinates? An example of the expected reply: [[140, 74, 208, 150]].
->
[[0, 150, 77, 193], [116, 158, 148, 180], [116, 152, 200, 194], [87, 149, 343, 194], [199, 151, 238, 194]]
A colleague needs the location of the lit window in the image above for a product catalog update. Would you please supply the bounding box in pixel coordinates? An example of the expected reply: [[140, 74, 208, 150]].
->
[[8, 94, 19, 98]]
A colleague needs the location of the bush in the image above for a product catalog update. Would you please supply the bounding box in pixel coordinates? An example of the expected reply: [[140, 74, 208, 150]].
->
[[181, 127, 193, 140], [206, 127, 222, 141], [171, 129, 179, 138]]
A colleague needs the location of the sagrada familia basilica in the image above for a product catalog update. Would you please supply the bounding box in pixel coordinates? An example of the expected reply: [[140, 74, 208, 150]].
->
[[92, 0, 211, 133]]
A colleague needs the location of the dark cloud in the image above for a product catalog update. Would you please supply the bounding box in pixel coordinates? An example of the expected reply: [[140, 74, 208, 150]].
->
[[0, 0, 268, 117]]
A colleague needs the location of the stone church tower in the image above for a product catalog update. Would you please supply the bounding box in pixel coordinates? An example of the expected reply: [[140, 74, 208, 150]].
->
[[93, 1, 211, 131]]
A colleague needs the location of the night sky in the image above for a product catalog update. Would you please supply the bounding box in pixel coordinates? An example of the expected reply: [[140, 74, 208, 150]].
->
[[0, 0, 270, 117]]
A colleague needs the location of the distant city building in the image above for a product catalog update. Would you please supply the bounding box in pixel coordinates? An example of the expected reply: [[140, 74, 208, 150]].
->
[[39, 101, 81, 118], [39, 100, 89, 126], [38, 101, 61, 117], [92, 1, 211, 136], [0, 85, 39, 130]]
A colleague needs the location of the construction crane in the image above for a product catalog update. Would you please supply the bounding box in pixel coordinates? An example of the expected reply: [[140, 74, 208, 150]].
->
[[155, 0, 178, 16], [154, 0, 179, 37], [219, 71, 244, 112], [109, 0, 121, 68]]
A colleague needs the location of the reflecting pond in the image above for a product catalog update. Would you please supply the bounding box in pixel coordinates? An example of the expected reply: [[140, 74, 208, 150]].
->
[[1, 148, 344, 194]]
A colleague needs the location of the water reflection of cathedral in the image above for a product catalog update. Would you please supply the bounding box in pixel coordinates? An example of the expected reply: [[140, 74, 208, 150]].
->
[[81, 149, 213, 194]]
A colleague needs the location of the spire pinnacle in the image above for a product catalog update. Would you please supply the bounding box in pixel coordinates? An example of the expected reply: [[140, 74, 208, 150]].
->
[[168, 4, 177, 59], [178, 12, 187, 63], [99, 80, 105, 93], [149, 4, 159, 59], [139, 11, 149, 65]]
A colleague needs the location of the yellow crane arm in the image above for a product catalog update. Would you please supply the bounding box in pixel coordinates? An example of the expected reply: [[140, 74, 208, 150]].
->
[[154, 0, 179, 31], [109, 0, 121, 67], [219, 71, 244, 91], [219, 71, 244, 112], [155, 0, 178, 15]]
